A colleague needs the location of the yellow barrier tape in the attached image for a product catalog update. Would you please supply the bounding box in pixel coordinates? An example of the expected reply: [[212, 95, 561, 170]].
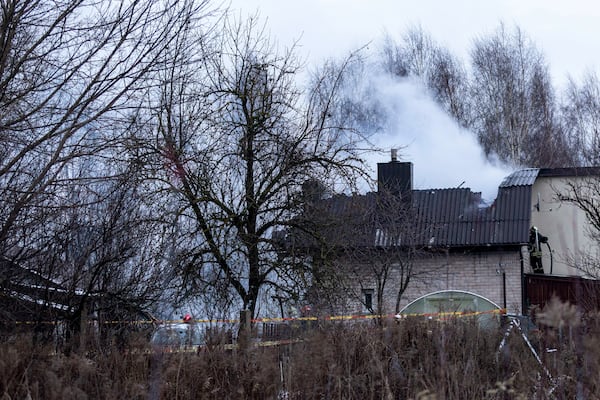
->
[[8, 308, 506, 326]]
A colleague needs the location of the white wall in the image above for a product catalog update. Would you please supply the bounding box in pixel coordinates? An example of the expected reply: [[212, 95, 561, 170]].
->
[[530, 176, 598, 276]]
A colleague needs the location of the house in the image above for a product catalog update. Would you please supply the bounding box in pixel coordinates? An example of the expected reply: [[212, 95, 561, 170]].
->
[[0, 256, 156, 345], [0, 256, 76, 324], [294, 152, 600, 317]]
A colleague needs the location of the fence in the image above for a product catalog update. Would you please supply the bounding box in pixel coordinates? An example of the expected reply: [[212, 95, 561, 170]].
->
[[524, 273, 600, 312]]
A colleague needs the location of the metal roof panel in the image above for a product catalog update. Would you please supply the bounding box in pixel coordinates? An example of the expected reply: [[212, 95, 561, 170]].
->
[[299, 169, 539, 249], [499, 169, 539, 187]]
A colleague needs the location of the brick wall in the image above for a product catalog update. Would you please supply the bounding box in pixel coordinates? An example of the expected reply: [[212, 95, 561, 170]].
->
[[337, 247, 525, 316]]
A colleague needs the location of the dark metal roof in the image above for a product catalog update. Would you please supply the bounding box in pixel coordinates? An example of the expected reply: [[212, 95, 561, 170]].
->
[[411, 184, 531, 247], [538, 166, 600, 178], [409, 167, 551, 246], [298, 167, 547, 249]]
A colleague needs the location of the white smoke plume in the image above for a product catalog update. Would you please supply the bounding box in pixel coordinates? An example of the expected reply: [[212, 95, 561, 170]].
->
[[363, 74, 512, 203]]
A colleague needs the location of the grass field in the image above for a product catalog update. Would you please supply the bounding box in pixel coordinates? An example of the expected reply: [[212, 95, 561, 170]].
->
[[1, 304, 598, 399]]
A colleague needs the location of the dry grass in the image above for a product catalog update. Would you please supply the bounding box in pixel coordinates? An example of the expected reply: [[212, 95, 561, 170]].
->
[[1, 304, 599, 399]]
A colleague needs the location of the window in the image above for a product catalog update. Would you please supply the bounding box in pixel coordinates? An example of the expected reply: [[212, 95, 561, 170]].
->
[[362, 289, 374, 311]]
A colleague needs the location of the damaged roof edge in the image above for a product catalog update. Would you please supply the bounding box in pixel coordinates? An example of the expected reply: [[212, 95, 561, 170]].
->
[[499, 168, 540, 188], [499, 166, 600, 188]]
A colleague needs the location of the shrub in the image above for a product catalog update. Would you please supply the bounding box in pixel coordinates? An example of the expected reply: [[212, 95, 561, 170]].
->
[[0, 310, 599, 398]]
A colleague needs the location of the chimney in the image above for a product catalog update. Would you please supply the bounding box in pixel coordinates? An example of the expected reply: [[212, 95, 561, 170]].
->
[[377, 149, 412, 203]]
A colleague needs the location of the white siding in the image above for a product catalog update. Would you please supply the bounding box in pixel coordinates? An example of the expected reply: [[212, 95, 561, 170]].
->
[[530, 176, 597, 276]]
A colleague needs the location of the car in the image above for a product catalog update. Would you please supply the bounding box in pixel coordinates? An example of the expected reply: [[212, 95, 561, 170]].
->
[[150, 322, 204, 352]]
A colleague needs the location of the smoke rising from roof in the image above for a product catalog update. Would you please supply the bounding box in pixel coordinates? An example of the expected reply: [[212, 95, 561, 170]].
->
[[364, 74, 512, 203]]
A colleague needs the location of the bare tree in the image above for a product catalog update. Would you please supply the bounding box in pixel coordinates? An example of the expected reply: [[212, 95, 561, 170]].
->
[[380, 26, 470, 126], [324, 53, 388, 136], [305, 188, 436, 316], [48, 167, 168, 346], [526, 64, 575, 167], [0, 153, 173, 349], [381, 26, 436, 79], [0, 0, 213, 255], [469, 23, 571, 167], [426, 47, 470, 127], [561, 71, 600, 166], [136, 15, 373, 319], [0, 0, 218, 348]]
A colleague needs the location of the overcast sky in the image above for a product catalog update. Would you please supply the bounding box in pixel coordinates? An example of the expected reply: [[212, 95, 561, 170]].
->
[[227, 0, 600, 201]]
